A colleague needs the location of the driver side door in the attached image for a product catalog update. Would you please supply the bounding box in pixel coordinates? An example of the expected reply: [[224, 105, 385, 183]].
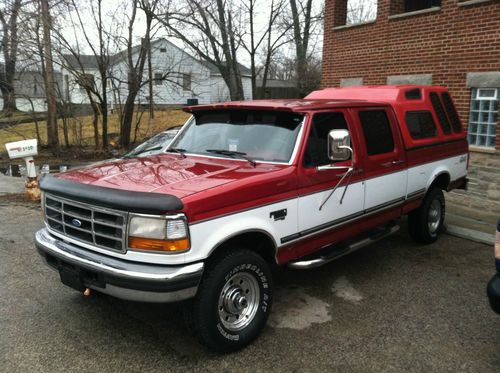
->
[[294, 111, 365, 257]]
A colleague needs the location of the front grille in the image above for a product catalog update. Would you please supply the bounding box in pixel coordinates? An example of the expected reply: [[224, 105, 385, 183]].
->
[[44, 193, 127, 253]]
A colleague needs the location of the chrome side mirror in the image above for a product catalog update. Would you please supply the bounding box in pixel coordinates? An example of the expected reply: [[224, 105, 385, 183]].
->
[[328, 129, 352, 162]]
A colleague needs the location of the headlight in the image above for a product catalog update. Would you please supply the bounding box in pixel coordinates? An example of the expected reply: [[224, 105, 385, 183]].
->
[[128, 215, 190, 253]]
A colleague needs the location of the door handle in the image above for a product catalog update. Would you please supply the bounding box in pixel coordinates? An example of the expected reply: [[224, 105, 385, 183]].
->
[[382, 160, 404, 167]]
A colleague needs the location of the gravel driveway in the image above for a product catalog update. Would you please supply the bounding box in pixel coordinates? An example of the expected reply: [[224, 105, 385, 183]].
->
[[0, 202, 498, 372]]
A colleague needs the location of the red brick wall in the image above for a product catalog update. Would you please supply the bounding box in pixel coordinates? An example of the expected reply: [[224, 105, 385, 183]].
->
[[322, 0, 500, 150]]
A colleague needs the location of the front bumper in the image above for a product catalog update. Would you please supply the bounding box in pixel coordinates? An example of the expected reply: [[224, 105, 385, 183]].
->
[[487, 273, 500, 315], [35, 228, 204, 303]]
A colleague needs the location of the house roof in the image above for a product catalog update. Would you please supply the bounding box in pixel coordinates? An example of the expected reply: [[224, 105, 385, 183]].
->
[[62, 38, 252, 78], [198, 60, 252, 77], [62, 54, 101, 70]]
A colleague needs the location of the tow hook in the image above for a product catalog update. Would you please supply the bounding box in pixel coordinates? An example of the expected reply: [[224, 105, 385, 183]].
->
[[83, 288, 92, 297]]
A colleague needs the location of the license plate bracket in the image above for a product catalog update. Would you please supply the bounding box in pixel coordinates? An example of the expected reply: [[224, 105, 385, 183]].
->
[[59, 265, 84, 292]]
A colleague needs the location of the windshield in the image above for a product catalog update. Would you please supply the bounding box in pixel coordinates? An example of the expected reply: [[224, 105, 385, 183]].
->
[[125, 130, 178, 158], [168, 110, 303, 163]]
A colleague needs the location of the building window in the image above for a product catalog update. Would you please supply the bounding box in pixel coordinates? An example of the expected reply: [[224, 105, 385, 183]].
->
[[182, 73, 191, 91], [359, 110, 394, 155], [405, 0, 440, 12], [154, 73, 163, 86], [160, 48, 167, 53], [346, 0, 377, 25], [468, 88, 499, 148], [390, 0, 440, 15]]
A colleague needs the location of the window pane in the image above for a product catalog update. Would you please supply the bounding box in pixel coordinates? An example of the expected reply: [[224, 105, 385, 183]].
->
[[430, 92, 451, 134], [346, 0, 377, 25], [468, 88, 498, 147], [154, 73, 162, 86], [405, 0, 440, 12], [182, 74, 191, 91], [359, 110, 394, 155], [478, 89, 496, 98], [441, 92, 462, 133], [405, 111, 438, 139], [304, 112, 349, 167]]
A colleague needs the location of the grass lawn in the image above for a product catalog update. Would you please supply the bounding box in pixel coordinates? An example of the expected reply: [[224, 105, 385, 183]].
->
[[0, 110, 190, 165]]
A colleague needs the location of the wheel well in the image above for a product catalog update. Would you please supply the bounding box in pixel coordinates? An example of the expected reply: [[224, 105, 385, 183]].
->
[[208, 231, 277, 265], [430, 172, 450, 191]]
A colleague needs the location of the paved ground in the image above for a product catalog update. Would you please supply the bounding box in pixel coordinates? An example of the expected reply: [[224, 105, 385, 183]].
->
[[0, 174, 25, 195], [0, 202, 499, 372]]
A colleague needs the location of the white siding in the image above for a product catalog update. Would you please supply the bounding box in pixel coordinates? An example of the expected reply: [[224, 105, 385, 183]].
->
[[209, 75, 253, 103], [111, 39, 213, 107], [0, 98, 47, 112], [59, 39, 253, 107]]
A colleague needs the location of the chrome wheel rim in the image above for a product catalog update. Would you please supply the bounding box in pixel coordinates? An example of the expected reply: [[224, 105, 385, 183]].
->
[[218, 272, 260, 331], [428, 199, 442, 235]]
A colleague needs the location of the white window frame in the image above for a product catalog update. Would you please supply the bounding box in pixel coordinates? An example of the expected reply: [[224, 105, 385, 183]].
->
[[468, 87, 499, 148], [476, 88, 498, 100]]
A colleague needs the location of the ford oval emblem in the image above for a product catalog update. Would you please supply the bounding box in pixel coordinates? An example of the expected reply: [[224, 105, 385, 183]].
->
[[71, 218, 82, 227]]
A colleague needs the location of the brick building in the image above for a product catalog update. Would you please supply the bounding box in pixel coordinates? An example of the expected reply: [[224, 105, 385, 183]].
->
[[322, 0, 500, 217]]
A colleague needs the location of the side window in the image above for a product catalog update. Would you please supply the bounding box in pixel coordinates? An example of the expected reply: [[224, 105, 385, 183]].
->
[[359, 110, 394, 156], [441, 92, 462, 133], [430, 92, 452, 134], [304, 112, 348, 168], [405, 111, 438, 139]]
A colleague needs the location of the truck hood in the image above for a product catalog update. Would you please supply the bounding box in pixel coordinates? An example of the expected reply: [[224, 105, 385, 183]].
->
[[56, 154, 288, 199]]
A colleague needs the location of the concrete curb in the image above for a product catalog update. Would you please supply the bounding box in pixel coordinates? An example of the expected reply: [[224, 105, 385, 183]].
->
[[444, 224, 494, 246]]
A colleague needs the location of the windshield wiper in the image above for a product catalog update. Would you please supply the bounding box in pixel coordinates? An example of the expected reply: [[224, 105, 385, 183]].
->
[[167, 148, 187, 158], [206, 149, 256, 167], [123, 146, 163, 158]]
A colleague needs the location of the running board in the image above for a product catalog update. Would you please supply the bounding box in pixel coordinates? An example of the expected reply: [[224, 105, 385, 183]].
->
[[288, 223, 400, 270]]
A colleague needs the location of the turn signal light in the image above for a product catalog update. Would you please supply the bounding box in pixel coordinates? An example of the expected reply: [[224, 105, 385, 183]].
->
[[128, 237, 190, 252]]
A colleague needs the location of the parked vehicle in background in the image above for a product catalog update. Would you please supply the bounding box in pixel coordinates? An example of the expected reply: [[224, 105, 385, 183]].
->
[[35, 86, 468, 352], [124, 125, 183, 158], [487, 220, 500, 314]]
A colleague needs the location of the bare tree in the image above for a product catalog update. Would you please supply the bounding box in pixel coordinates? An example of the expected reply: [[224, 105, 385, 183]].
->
[[0, 0, 23, 115], [155, 0, 245, 101], [286, 0, 323, 97], [52, 0, 118, 149], [239, 0, 291, 98], [117, 0, 158, 148]]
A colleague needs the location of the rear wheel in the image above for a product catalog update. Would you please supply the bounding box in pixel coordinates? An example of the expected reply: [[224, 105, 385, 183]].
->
[[187, 249, 273, 352], [408, 188, 445, 244]]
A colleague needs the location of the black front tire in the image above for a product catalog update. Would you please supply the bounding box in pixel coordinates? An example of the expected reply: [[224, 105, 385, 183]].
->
[[408, 187, 445, 244], [187, 249, 273, 352]]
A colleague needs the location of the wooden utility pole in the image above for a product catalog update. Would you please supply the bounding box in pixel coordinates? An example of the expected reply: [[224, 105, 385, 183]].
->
[[40, 0, 59, 153]]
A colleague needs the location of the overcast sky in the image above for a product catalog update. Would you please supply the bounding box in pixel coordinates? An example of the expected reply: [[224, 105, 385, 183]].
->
[[56, 0, 324, 66]]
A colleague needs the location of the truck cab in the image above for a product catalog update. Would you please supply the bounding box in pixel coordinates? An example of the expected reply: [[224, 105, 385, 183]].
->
[[35, 85, 468, 351]]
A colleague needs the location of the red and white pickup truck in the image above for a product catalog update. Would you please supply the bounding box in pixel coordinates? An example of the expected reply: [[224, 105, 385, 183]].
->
[[36, 85, 468, 351]]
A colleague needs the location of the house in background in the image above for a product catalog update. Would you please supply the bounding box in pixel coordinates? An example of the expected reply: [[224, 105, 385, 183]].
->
[[0, 69, 63, 112], [61, 38, 252, 111], [322, 0, 500, 217]]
